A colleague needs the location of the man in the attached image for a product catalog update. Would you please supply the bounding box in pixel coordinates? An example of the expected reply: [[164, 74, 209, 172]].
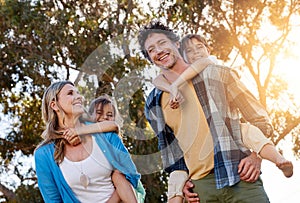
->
[[138, 21, 272, 202]]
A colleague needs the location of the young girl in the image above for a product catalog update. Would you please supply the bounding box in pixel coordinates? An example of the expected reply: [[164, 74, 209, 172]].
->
[[34, 81, 144, 203], [153, 34, 293, 203], [63, 94, 145, 203]]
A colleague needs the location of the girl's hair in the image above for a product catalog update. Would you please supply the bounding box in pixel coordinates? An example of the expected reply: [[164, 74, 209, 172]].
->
[[179, 34, 210, 63], [88, 94, 123, 129], [38, 80, 74, 163]]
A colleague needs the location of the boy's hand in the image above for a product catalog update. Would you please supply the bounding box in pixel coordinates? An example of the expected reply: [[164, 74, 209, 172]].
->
[[63, 128, 81, 146], [169, 85, 184, 109]]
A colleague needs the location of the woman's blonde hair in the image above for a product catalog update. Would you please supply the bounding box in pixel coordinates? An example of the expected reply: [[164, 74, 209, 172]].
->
[[39, 81, 74, 163]]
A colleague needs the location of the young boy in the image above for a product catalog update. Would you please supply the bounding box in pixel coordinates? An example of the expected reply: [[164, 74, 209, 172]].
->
[[153, 34, 293, 203]]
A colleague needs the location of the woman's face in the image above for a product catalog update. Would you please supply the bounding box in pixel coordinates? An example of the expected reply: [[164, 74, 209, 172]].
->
[[55, 84, 84, 117], [184, 37, 210, 64], [93, 103, 115, 122]]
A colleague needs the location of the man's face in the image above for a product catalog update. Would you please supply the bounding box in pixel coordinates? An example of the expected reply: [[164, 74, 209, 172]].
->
[[144, 33, 181, 69]]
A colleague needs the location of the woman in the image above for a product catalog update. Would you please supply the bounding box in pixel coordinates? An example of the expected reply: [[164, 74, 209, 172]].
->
[[34, 81, 142, 202]]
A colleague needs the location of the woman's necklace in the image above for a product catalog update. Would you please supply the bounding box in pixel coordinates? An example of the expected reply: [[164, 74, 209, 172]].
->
[[79, 138, 90, 188], [79, 168, 89, 188], [68, 137, 91, 188]]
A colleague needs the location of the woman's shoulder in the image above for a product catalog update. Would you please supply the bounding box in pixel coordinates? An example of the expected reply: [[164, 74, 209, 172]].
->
[[34, 142, 55, 156]]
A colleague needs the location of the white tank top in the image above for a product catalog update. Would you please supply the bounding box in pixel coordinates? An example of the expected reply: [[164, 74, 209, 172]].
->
[[60, 136, 114, 202]]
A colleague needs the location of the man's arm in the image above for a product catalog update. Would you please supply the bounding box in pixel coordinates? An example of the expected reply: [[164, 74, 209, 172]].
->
[[227, 69, 273, 137], [227, 69, 272, 182]]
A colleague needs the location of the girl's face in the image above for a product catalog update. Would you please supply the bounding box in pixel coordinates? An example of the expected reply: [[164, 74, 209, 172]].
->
[[94, 103, 115, 122], [54, 84, 84, 117], [184, 37, 210, 64]]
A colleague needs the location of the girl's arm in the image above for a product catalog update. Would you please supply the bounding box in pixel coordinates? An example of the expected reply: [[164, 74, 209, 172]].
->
[[64, 121, 119, 145]]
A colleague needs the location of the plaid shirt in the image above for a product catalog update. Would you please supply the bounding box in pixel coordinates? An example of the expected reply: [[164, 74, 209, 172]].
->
[[144, 64, 273, 189]]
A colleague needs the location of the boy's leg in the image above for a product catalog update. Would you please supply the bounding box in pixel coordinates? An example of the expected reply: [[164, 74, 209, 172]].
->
[[112, 170, 138, 203], [259, 144, 293, 177], [241, 123, 293, 178]]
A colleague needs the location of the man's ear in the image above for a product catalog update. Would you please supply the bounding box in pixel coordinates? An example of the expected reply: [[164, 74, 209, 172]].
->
[[50, 101, 59, 111], [175, 41, 180, 48]]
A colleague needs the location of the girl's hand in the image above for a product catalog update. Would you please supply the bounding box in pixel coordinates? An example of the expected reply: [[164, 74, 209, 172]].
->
[[63, 128, 81, 146]]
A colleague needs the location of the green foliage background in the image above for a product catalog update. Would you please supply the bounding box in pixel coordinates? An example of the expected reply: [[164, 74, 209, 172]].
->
[[0, 0, 299, 202]]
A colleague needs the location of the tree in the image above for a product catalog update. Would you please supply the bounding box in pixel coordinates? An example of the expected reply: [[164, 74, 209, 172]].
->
[[1, 0, 300, 202], [160, 0, 300, 153], [0, 0, 165, 201]]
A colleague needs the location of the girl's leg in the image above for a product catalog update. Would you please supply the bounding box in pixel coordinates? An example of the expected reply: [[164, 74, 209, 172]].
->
[[112, 170, 138, 203]]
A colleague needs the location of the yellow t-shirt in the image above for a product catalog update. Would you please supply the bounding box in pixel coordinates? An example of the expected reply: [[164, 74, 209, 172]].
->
[[161, 81, 214, 180]]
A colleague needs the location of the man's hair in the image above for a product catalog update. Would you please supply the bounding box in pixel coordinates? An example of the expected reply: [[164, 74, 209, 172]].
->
[[138, 20, 180, 61]]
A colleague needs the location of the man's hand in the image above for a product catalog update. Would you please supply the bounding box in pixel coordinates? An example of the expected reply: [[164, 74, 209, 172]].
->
[[238, 152, 262, 182], [183, 180, 200, 203]]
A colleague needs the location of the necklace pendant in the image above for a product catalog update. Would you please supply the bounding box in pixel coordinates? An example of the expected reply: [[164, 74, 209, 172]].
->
[[80, 173, 90, 188]]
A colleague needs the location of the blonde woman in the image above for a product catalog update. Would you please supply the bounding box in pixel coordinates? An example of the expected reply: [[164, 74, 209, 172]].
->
[[34, 81, 143, 203]]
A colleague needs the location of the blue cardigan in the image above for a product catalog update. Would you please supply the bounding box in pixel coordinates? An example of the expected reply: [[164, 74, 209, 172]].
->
[[34, 131, 145, 202]]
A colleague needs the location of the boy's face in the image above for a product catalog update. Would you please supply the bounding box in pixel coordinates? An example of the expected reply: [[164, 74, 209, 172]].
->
[[184, 38, 210, 64], [93, 103, 115, 122], [144, 33, 181, 70]]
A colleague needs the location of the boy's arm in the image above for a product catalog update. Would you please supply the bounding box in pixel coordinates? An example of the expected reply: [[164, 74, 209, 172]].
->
[[172, 57, 215, 89], [152, 74, 171, 92]]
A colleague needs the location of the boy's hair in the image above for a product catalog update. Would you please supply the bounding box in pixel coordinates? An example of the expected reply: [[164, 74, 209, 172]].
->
[[179, 34, 210, 62], [138, 20, 180, 61]]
